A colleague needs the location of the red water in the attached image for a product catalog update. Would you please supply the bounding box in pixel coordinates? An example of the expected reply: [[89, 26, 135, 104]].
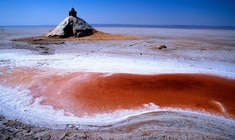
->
[[1, 67, 235, 118]]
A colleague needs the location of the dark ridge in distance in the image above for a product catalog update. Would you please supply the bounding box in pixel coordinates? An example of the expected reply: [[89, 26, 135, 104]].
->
[[92, 24, 235, 30], [0, 25, 55, 28], [1, 24, 235, 30]]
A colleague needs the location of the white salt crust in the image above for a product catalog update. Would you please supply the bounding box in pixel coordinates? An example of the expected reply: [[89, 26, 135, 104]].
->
[[0, 27, 235, 129]]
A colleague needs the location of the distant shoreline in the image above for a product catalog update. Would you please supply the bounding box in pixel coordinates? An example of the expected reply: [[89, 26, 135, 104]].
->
[[1, 24, 235, 30]]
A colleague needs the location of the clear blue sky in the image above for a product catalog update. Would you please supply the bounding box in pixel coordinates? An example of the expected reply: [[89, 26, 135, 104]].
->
[[0, 0, 235, 26]]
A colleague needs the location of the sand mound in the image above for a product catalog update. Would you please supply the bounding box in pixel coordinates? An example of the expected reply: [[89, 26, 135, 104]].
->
[[13, 31, 139, 44], [78, 31, 139, 40]]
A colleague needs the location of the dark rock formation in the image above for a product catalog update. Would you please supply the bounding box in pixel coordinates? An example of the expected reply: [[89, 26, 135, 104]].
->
[[69, 8, 77, 17], [157, 45, 167, 49]]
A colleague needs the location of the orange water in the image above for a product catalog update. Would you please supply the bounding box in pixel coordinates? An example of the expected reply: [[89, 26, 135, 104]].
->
[[1, 67, 235, 118]]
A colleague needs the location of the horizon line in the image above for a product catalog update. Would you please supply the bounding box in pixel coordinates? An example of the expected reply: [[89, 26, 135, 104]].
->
[[1, 24, 235, 30]]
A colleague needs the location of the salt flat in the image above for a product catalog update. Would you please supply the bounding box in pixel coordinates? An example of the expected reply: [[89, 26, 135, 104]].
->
[[0, 27, 235, 139]]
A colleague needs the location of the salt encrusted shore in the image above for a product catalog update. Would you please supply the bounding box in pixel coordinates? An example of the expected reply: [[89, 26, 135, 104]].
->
[[1, 111, 235, 139], [1, 27, 235, 139]]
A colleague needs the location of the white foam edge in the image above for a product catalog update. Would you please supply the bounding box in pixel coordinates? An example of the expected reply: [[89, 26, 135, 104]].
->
[[0, 85, 235, 130]]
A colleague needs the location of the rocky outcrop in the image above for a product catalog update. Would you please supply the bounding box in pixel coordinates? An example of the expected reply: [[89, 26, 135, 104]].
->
[[47, 8, 96, 38], [69, 8, 77, 17]]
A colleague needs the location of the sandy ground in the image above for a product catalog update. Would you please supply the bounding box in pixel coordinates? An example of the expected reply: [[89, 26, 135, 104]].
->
[[1, 27, 235, 139]]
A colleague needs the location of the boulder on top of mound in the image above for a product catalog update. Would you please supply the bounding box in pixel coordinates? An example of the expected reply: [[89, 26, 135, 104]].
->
[[47, 8, 96, 38]]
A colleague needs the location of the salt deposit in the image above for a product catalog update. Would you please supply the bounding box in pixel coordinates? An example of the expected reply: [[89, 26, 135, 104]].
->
[[0, 27, 235, 138]]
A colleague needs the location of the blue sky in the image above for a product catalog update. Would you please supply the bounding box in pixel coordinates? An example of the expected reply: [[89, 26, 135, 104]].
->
[[0, 0, 235, 26]]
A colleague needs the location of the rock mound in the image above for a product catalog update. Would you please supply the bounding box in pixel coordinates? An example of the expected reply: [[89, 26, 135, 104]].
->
[[47, 8, 96, 38]]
